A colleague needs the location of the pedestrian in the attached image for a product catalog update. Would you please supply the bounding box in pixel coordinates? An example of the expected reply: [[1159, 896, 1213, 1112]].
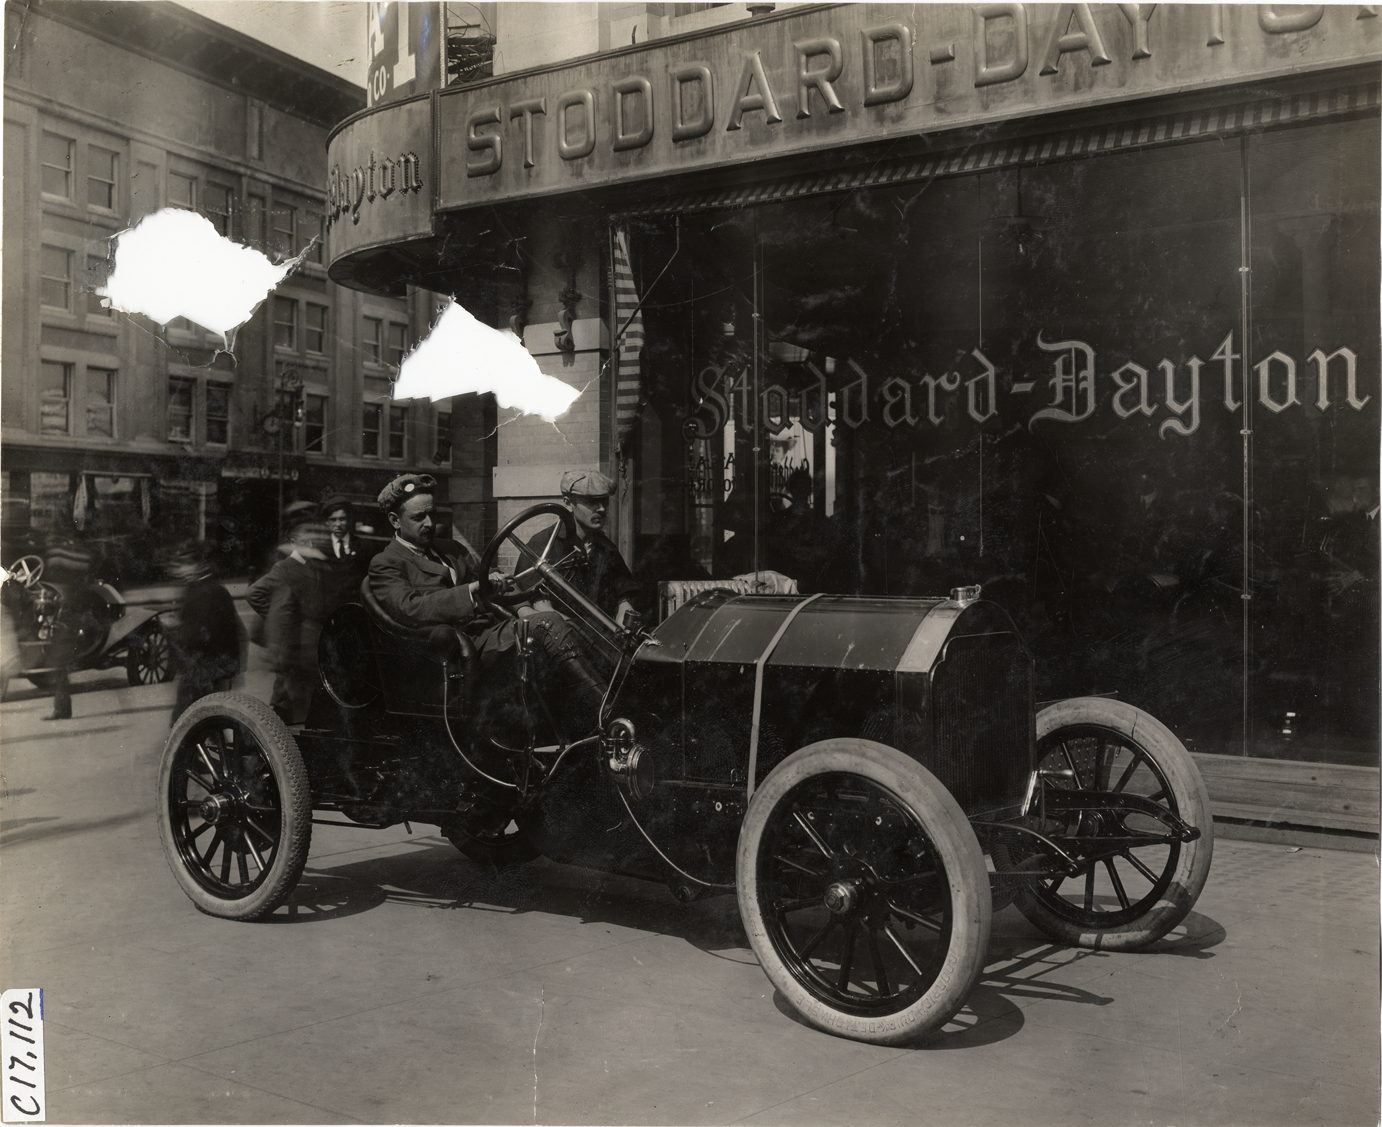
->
[[247, 518, 333, 725], [320, 495, 368, 614], [168, 540, 242, 724]]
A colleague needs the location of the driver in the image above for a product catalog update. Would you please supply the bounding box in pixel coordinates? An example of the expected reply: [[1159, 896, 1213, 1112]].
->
[[367, 474, 605, 738]]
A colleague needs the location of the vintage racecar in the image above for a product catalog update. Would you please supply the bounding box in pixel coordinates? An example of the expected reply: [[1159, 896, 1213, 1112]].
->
[[156, 503, 1212, 1045], [1, 553, 174, 691]]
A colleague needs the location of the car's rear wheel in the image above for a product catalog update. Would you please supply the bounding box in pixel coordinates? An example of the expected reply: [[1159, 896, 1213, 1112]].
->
[[127, 621, 174, 685], [156, 692, 311, 920], [737, 740, 991, 1046], [1012, 697, 1213, 950]]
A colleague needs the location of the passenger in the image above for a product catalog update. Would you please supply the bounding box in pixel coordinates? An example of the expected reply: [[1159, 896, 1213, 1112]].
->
[[522, 470, 639, 627], [368, 473, 605, 739]]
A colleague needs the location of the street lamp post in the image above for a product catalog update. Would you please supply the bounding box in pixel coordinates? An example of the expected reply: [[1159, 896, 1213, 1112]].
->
[[258, 368, 303, 543]]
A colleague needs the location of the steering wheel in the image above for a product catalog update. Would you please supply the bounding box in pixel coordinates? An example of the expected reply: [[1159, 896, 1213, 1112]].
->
[[7, 555, 44, 588], [476, 503, 584, 609]]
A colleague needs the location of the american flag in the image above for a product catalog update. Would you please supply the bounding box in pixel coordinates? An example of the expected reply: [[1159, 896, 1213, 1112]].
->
[[612, 227, 643, 446]]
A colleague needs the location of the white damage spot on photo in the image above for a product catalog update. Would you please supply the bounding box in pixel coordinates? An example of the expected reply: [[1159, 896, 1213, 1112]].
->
[[392, 300, 580, 422], [101, 208, 306, 346]]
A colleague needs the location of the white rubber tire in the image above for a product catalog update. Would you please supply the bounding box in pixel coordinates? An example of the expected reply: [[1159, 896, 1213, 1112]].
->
[[737, 739, 991, 1046]]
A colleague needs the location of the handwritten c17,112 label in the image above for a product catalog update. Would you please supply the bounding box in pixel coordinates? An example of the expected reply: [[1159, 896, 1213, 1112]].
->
[[2, 990, 45, 1123]]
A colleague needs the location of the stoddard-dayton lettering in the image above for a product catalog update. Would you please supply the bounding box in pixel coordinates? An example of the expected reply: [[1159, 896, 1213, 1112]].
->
[[327, 151, 423, 229], [454, 5, 1378, 180], [683, 333, 1373, 442]]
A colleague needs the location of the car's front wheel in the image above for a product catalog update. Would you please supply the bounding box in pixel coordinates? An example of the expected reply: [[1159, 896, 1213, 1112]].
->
[[737, 740, 991, 1046], [156, 692, 312, 920]]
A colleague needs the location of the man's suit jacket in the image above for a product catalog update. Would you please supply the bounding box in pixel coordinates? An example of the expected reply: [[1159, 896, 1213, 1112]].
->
[[323, 534, 369, 613], [368, 536, 477, 626]]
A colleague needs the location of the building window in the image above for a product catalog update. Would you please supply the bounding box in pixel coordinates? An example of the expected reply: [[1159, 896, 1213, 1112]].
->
[[41, 246, 72, 310], [363, 316, 382, 362], [387, 322, 409, 367], [273, 297, 297, 349], [168, 171, 196, 210], [39, 361, 72, 435], [388, 405, 407, 459], [434, 411, 452, 466], [271, 204, 295, 260], [303, 394, 326, 453], [40, 132, 73, 198], [206, 382, 230, 444], [305, 303, 327, 353], [204, 184, 234, 236], [362, 402, 381, 456], [168, 377, 194, 442], [87, 146, 118, 210], [86, 256, 110, 317], [86, 367, 115, 437]]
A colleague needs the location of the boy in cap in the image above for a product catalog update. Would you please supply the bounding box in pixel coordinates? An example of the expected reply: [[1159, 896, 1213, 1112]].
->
[[368, 473, 605, 737], [523, 469, 640, 627]]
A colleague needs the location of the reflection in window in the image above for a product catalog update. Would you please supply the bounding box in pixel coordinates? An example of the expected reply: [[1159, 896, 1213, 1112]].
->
[[388, 405, 407, 459], [304, 394, 326, 453], [362, 402, 381, 456], [40, 361, 72, 435], [88, 146, 118, 209], [207, 382, 230, 444], [40, 132, 73, 198], [41, 246, 72, 310], [86, 368, 115, 437], [168, 377, 194, 441], [306, 303, 327, 353], [274, 297, 297, 349]]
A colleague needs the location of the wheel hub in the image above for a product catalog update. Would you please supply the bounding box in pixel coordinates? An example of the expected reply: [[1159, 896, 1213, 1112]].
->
[[823, 878, 863, 916], [198, 793, 235, 824]]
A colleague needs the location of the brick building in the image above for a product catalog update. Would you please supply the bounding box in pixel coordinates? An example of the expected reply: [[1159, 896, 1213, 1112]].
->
[[1, 0, 476, 579]]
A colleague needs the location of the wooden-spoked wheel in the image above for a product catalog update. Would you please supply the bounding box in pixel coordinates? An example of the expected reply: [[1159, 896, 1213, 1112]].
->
[[156, 693, 312, 920], [737, 740, 991, 1046], [1012, 697, 1213, 950], [127, 621, 174, 685]]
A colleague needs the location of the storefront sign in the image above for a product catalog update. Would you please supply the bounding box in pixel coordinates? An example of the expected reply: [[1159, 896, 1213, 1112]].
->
[[325, 94, 433, 261], [219, 465, 300, 481], [425, 4, 1380, 213], [684, 333, 1372, 441], [366, 1, 443, 108]]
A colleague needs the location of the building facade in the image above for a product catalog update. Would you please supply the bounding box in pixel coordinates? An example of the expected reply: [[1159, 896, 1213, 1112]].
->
[[334, 2, 1379, 766], [1, 0, 483, 580]]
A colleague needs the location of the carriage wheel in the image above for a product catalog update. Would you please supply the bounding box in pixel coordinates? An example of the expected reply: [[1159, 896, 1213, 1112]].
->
[[737, 740, 991, 1046], [1012, 697, 1213, 950], [156, 692, 312, 920], [127, 621, 174, 685]]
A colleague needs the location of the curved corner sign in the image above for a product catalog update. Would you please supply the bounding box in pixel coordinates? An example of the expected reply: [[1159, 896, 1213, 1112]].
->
[[325, 95, 433, 264], [432, 3, 1380, 211]]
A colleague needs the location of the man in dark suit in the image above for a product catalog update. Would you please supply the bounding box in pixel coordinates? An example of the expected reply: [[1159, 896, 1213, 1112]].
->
[[320, 496, 368, 613], [368, 473, 605, 739]]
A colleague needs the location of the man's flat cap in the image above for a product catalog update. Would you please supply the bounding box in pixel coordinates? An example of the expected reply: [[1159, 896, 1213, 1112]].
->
[[320, 494, 352, 517], [377, 473, 437, 513], [559, 469, 614, 497]]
